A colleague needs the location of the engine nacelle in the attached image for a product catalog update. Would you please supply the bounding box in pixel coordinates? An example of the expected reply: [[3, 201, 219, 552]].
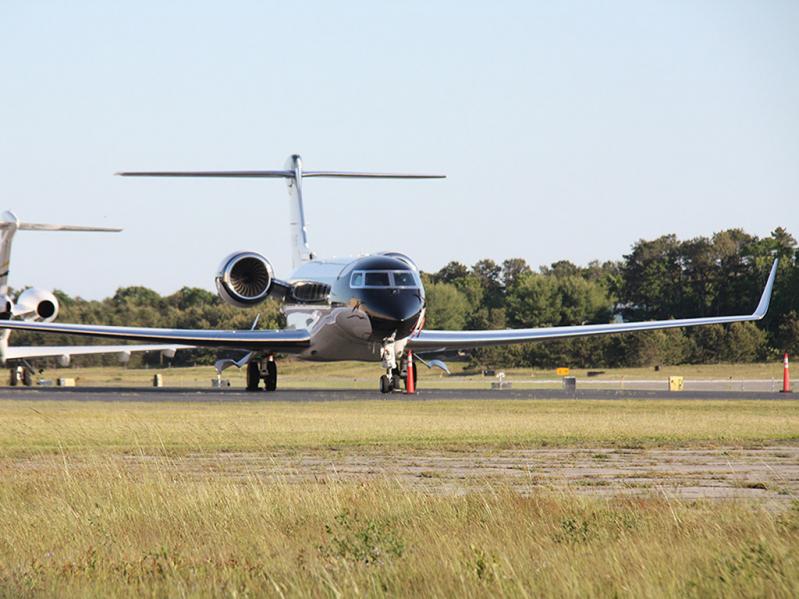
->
[[215, 251, 275, 308], [15, 288, 59, 322]]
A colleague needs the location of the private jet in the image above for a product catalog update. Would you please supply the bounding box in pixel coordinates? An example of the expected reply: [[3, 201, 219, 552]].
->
[[0, 156, 778, 393], [0, 211, 187, 385]]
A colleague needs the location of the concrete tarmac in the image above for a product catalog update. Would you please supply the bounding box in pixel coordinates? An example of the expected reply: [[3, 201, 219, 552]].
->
[[0, 386, 793, 402]]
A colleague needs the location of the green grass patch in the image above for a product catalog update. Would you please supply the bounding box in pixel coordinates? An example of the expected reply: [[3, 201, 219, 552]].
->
[[1, 399, 797, 457]]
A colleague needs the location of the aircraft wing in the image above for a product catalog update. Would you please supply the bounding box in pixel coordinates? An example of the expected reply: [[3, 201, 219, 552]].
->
[[3, 344, 191, 361], [409, 259, 778, 351], [0, 321, 311, 352]]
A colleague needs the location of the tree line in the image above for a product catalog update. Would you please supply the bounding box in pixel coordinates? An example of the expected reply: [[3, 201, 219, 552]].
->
[[424, 227, 797, 368], [10, 227, 799, 369]]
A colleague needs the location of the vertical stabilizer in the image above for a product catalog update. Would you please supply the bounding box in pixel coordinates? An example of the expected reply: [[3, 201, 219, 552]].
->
[[0, 211, 21, 296], [284, 155, 313, 268]]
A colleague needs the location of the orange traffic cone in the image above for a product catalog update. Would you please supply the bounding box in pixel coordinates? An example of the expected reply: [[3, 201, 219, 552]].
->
[[781, 353, 792, 393], [406, 351, 415, 394]]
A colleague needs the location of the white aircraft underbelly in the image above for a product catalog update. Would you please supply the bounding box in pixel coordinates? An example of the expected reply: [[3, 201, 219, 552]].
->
[[284, 304, 407, 362]]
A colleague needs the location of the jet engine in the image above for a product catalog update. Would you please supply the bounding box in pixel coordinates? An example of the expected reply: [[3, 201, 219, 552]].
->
[[215, 251, 276, 308], [15, 288, 59, 322]]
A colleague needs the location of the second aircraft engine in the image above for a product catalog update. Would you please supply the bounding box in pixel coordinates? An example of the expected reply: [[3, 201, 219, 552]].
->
[[215, 251, 276, 308], [15, 288, 59, 322]]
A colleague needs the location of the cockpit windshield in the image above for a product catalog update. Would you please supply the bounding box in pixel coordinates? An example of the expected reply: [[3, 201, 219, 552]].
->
[[365, 272, 390, 287], [350, 270, 420, 289]]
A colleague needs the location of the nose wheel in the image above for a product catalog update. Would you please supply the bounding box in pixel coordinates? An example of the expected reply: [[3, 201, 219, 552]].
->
[[378, 353, 417, 394]]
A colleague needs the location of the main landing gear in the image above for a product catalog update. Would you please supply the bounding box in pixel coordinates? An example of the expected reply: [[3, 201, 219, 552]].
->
[[246, 356, 278, 392], [9, 365, 33, 387]]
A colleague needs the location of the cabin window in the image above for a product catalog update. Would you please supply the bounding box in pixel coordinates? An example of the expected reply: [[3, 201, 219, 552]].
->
[[351, 272, 364, 287]]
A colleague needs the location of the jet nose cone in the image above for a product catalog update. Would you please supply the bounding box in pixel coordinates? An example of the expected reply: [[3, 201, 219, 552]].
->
[[384, 298, 423, 323], [365, 293, 424, 339]]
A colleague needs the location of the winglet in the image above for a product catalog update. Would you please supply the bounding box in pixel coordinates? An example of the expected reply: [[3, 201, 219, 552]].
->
[[753, 259, 778, 319]]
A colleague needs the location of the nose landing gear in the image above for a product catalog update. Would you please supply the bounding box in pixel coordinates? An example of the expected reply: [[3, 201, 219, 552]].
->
[[378, 347, 417, 394]]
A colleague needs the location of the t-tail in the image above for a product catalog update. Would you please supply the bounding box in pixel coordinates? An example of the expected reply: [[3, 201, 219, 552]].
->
[[117, 154, 445, 269], [0, 211, 121, 296]]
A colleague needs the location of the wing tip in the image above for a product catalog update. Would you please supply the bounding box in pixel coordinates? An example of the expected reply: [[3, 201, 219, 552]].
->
[[753, 258, 779, 319]]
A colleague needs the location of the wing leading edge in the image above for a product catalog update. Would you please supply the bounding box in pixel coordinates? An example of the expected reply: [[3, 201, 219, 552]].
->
[[409, 259, 779, 351]]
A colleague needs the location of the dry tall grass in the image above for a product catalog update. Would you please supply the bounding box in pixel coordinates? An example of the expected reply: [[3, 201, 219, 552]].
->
[[0, 454, 797, 598], [1, 399, 797, 597]]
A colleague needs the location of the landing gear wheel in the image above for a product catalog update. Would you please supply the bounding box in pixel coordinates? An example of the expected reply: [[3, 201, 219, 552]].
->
[[22, 368, 33, 387], [246, 361, 261, 391], [379, 374, 391, 394], [9, 368, 18, 386], [264, 361, 277, 392], [390, 367, 402, 392], [391, 373, 401, 391]]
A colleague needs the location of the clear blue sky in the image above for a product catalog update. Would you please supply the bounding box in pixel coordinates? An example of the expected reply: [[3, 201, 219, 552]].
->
[[1, 1, 797, 299]]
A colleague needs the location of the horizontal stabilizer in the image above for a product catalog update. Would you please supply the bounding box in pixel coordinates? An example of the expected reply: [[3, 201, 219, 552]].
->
[[17, 223, 121, 232], [117, 154, 445, 270], [117, 170, 445, 179], [0, 211, 120, 232]]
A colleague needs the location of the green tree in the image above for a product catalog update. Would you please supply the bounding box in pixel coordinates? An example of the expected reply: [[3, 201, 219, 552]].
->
[[424, 282, 470, 330]]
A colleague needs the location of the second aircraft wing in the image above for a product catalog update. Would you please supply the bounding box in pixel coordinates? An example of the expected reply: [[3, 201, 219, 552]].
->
[[0, 322, 311, 352], [3, 343, 192, 361]]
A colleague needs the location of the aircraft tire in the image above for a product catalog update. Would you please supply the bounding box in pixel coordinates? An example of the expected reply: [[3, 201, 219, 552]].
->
[[9, 368, 18, 386], [391, 373, 401, 391], [264, 361, 277, 392], [246, 361, 261, 391], [379, 374, 391, 394], [22, 368, 33, 387]]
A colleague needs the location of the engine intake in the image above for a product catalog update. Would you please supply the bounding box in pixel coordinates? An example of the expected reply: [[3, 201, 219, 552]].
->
[[15, 288, 59, 322], [215, 251, 275, 308]]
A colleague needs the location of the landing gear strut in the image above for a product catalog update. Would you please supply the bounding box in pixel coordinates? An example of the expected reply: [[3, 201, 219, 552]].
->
[[245, 357, 279, 392]]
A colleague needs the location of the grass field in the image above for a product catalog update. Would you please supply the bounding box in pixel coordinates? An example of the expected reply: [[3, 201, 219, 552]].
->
[[20, 360, 791, 389], [2, 472, 797, 598], [2, 399, 798, 456], [1, 398, 798, 597]]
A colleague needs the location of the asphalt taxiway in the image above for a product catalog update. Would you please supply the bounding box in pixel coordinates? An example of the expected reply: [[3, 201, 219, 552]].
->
[[0, 386, 792, 402]]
